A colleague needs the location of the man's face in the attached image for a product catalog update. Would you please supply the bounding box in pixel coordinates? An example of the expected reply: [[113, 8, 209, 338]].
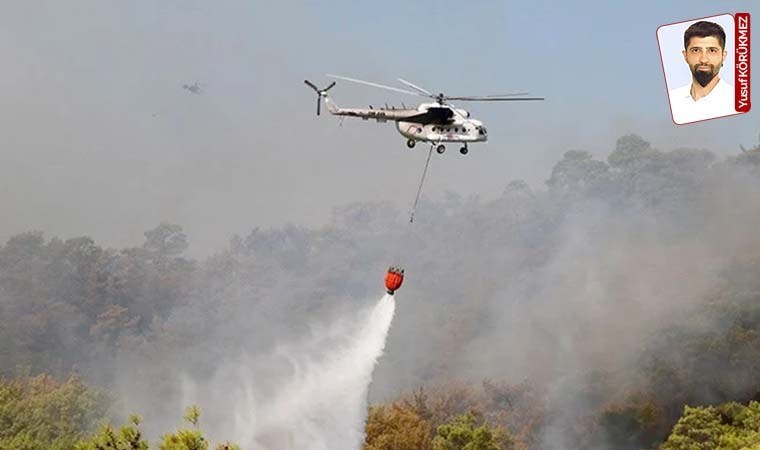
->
[[682, 36, 726, 87]]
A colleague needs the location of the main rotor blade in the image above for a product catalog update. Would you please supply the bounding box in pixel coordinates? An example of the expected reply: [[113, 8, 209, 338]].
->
[[397, 78, 433, 96], [484, 93, 530, 97], [326, 74, 424, 97], [446, 96, 545, 101]]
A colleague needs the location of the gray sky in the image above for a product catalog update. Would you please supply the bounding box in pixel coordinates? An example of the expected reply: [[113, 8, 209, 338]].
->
[[1, 0, 757, 256]]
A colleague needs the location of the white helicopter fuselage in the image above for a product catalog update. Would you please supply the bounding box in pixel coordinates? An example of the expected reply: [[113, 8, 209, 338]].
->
[[396, 119, 486, 144], [324, 97, 488, 144]]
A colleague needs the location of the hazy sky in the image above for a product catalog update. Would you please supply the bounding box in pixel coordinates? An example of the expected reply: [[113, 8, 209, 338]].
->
[[1, 0, 757, 255]]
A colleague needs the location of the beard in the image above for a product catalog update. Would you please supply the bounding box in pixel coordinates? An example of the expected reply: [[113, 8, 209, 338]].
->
[[691, 64, 720, 87]]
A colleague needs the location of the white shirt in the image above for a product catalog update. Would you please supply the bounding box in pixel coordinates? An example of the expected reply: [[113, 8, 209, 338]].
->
[[669, 78, 738, 124]]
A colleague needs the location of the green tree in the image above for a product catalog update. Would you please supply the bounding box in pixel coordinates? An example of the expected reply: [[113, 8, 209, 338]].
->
[[733, 133, 760, 168], [546, 150, 609, 194], [75, 415, 148, 450], [608, 134, 653, 169], [432, 412, 511, 450], [159, 429, 208, 450], [364, 404, 433, 450], [659, 405, 724, 450], [657, 402, 760, 450], [184, 405, 200, 428], [143, 224, 189, 257], [159, 406, 208, 450], [214, 443, 240, 450], [0, 374, 111, 450]]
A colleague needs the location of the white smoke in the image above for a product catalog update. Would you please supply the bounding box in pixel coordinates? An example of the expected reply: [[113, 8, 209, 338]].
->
[[179, 294, 396, 450]]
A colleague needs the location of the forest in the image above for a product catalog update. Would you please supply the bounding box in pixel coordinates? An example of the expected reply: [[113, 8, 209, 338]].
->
[[3, 133, 760, 449]]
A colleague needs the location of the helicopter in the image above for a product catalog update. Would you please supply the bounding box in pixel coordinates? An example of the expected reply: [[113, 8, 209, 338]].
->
[[182, 82, 203, 95], [305, 75, 543, 155]]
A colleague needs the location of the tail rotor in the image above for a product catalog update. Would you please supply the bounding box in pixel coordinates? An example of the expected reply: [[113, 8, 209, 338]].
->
[[304, 80, 336, 116]]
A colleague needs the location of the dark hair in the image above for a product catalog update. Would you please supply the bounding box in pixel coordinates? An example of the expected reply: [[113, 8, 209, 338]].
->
[[684, 21, 726, 50]]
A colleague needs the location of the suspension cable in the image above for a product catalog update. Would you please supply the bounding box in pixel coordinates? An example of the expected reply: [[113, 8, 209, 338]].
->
[[409, 145, 434, 223]]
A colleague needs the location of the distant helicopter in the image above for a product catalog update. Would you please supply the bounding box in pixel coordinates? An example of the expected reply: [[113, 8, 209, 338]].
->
[[182, 82, 203, 95], [305, 75, 543, 155]]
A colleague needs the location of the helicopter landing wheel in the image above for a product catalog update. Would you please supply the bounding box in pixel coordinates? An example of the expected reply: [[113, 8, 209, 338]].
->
[[460, 146, 469, 155], [436, 144, 446, 154], [406, 139, 416, 149]]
